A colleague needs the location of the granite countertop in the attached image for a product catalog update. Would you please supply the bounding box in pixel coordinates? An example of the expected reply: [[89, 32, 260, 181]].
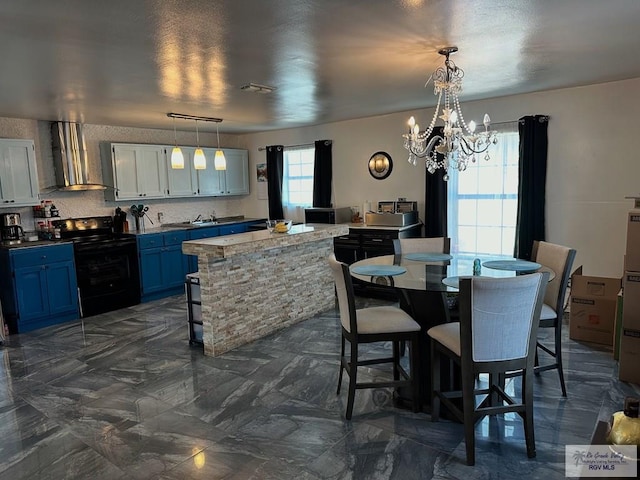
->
[[183, 223, 349, 259], [0, 239, 74, 250], [344, 222, 422, 231], [128, 217, 267, 235]]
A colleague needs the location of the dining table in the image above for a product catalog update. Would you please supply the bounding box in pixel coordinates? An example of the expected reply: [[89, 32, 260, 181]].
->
[[349, 252, 555, 412]]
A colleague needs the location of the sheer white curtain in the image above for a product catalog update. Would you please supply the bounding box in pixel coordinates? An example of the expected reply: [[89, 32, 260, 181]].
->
[[447, 124, 520, 256], [282, 146, 314, 223]]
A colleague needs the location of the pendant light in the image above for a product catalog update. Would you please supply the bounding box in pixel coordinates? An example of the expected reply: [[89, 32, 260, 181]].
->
[[193, 119, 206, 170], [170, 116, 184, 169], [214, 122, 226, 170]]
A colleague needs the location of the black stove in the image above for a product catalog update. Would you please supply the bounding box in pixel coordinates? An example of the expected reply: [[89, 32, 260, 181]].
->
[[52, 216, 140, 317]]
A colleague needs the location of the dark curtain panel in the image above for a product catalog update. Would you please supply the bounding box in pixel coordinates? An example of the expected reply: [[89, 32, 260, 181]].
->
[[514, 115, 549, 260], [312, 140, 333, 207], [424, 127, 447, 237], [266, 145, 285, 220]]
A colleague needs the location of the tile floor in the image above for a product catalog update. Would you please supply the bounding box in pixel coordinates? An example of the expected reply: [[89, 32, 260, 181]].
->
[[0, 295, 638, 479]]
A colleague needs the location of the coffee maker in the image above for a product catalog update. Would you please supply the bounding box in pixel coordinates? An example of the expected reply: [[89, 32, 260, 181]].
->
[[1, 213, 24, 244]]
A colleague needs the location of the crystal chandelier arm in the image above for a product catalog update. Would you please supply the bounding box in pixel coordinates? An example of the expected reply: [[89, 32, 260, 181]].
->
[[457, 131, 497, 155]]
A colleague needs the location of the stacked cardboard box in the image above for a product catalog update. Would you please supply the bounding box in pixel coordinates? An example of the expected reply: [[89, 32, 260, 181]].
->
[[619, 210, 640, 384], [569, 267, 620, 345]]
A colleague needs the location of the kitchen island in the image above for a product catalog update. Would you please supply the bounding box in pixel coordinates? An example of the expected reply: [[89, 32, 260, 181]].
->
[[182, 223, 349, 356]]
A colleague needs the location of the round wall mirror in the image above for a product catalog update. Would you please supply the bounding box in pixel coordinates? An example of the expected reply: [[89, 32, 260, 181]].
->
[[368, 151, 393, 180]]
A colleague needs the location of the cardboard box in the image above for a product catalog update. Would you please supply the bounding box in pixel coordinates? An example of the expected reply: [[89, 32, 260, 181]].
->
[[614, 289, 624, 360], [618, 327, 640, 385], [625, 210, 640, 271], [570, 272, 621, 345], [622, 272, 640, 331]]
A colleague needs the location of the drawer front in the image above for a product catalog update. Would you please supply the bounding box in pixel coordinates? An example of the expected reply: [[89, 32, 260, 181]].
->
[[334, 234, 360, 247], [138, 233, 164, 250], [163, 230, 188, 246], [219, 224, 248, 236], [11, 244, 74, 269], [188, 227, 220, 240]]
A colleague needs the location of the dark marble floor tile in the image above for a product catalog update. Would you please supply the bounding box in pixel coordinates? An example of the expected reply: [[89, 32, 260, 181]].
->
[[0, 428, 127, 480], [0, 293, 636, 480], [307, 421, 442, 479], [157, 437, 273, 480]]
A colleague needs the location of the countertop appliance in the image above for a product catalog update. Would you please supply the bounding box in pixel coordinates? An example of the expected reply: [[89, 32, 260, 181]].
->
[[304, 207, 352, 224], [1, 213, 24, 244], [51, 216, 140, 317], [365, 211, 420, 227], [365, 200, 420, 227], [377, 201, 418, 213]]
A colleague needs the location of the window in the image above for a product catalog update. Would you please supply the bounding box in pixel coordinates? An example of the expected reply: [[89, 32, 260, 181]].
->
[[447, 124, 520, 256], [282, 146, 315, 221]]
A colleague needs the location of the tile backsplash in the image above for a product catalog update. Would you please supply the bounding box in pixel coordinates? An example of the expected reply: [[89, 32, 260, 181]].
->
[[16, 190, 246, 234]]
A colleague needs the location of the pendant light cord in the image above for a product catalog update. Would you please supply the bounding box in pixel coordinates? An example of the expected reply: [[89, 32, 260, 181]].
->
[[172, 117, 179, 147]]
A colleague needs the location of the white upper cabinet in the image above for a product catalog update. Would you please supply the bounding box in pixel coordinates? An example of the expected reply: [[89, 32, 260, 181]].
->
[[103, 143, 167, 201], [0, 139, 40, 207], [166, 146, 249, 197], [166, 146, 198, 197], [104, 143, 249, 200], [195, 148, 223, 196], [220, 148, 249, 195]]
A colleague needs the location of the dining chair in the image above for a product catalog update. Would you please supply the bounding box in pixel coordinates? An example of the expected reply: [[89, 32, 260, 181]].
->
[[428, 272, 548, 466], [392, 237, 451, 255], [328, 253, 422, 419], [394, 236, 456, 329], [531, 241, 576, 397]]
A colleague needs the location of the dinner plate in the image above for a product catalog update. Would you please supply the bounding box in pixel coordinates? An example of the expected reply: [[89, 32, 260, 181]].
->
[[482, 260, 542, 272], [351, 265, 407, 276], [404, 252, 453, 262]]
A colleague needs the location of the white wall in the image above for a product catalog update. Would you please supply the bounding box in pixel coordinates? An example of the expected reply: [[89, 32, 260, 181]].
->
[[1, 77, 637, 277], [239, 77, 640, 278]]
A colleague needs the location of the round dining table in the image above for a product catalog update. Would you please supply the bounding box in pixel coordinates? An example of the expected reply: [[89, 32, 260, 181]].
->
[[349, 252, 554, 412]]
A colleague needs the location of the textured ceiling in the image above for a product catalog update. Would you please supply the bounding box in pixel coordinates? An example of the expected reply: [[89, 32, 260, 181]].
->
[[1, 0, 640, 134]]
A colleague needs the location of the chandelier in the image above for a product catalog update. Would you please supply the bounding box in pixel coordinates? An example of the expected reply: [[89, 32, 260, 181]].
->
[[402, 46, 497, 180]]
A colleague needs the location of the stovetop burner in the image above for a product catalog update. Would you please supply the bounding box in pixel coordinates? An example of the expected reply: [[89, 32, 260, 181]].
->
[[52, 216, 117, 240]]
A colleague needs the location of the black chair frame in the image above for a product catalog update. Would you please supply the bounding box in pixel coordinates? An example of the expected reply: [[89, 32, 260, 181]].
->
[[334, 261, 421, 420]]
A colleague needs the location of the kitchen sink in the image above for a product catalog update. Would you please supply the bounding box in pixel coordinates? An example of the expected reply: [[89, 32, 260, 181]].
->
[[163, 220, 218, 228], [163, 216, 245, 229], [191, 220, 218, 227]]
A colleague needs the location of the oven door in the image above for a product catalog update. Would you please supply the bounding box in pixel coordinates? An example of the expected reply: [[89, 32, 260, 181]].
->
[[74, 239, 140, 317]]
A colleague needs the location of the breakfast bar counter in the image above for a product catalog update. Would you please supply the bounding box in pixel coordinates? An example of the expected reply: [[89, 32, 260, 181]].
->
[[182, 223, 349, 356]]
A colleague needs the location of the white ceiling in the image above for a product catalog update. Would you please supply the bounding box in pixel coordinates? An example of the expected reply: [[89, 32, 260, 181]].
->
[[2, 0, 640, 134]]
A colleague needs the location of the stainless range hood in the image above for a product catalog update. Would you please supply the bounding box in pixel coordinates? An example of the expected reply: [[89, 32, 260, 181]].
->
[[51, 122, 109, 191]]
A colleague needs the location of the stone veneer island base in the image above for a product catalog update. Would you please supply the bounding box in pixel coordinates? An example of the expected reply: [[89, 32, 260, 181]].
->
[[182, 224, 349, 356]]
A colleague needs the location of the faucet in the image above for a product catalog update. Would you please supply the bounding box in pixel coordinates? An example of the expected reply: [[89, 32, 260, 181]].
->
[[211, 210, 217, 221], [194, 214, 202, 222]]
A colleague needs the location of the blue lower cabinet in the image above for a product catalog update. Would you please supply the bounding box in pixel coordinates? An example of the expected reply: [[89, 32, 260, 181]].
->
[[0, 244, 79, 334], [138, 231, 189, 302], [187, 226, 219, 273], [137, 221, 260, 301], [219, 224, 248, 236]]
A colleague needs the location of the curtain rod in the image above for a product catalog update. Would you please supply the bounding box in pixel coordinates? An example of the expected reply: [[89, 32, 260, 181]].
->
[[258, 142, 315, 152]]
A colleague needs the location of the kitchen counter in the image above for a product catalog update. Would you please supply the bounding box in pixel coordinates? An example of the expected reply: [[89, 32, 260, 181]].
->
[[345, 222, 422, 231], [0, 239, 73, 249], [183, 223, 349, 356], [182, 223, 347, 258], [128, 216, 267, 235]]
